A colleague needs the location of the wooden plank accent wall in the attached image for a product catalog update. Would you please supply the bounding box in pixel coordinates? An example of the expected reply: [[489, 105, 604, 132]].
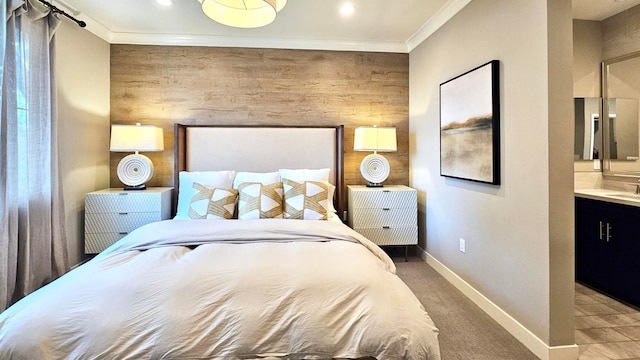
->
[[110, 45, 409, 188], [603, 4, 640, 60]]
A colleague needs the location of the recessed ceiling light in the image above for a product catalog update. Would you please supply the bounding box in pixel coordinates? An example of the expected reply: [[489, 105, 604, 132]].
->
[[340, 4, 355, 16], [156, 0, 174, 6]]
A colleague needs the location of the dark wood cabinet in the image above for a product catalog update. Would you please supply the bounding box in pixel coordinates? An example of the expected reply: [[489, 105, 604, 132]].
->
[[575, 197, 640, 308]]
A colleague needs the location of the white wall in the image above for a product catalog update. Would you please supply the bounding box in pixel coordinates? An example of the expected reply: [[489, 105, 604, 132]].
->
[[56, 21, 110, 267], [409, 0, 576, 358]]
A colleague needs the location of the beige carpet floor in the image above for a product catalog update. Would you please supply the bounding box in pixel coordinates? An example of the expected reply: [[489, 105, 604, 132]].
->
[[394, 256, 539, 360]]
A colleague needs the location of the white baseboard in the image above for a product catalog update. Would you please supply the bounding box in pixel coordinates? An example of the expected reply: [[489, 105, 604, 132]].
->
[[416, 247, 579, 360]]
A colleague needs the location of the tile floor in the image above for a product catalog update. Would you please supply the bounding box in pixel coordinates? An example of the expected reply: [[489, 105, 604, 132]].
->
[[576, 283, 640, 359]]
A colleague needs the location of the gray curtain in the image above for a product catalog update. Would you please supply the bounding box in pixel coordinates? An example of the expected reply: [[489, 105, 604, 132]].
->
[[0, 0, 69, 312]]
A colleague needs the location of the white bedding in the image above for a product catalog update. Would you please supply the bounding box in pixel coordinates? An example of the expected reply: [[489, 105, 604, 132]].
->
[[0, 219, 440, 359]]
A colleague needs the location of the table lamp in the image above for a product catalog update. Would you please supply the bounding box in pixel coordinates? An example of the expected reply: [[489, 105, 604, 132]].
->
[[353, 126, 397, 187], [110, 123, 164, 190]]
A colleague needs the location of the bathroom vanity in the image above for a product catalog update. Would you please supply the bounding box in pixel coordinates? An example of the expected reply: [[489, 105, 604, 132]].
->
[[575, 189, 640, 308]]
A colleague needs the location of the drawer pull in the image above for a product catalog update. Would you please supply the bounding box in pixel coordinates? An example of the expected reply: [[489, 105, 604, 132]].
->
[[382, 208, 390, 211], [118, 212, 129, 215], [118, 193, 128, 196], [382, 226, 390, 229], [383, 190, 390, 193], [599, 221, 604, 240], [118, 232, 128, 235]]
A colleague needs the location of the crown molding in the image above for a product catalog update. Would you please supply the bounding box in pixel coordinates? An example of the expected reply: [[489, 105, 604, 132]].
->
[[55, 1, 113, 42], [406, 0, 472, 52], [108, 32, 410, 53], [84, 21, 113, 43]]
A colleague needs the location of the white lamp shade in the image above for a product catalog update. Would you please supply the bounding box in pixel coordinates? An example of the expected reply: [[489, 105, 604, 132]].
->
[[353, 126, 397, 152], [197, 0, 287, 28], [110, 124, 164, 152]]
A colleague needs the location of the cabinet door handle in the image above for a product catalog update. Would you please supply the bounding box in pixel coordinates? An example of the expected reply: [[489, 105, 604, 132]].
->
[[118, 232, 128, 235], [118, 212, 128, 215], [599, 221, 604, 240], [382, 208, 390, 211], [382, 226, 390, 229], [606, 223, 612, 242]]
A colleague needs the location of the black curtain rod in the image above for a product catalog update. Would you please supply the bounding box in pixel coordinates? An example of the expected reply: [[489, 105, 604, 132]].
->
[[35, 0, 86, 28]]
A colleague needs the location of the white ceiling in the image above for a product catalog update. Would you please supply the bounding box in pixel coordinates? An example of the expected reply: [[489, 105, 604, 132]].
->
[[572, 0, 640, 20], [53, 0, 640, 53]]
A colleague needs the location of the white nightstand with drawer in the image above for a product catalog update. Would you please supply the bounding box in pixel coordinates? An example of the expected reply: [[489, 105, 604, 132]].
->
[[347, 185, 417, 260], [84, 187, 173, 254]]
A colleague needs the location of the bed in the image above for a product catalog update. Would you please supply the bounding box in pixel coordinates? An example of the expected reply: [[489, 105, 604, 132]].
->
[[0, 125, 440, 359]]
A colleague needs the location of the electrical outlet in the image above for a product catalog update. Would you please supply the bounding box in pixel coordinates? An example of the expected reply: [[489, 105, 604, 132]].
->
[[459, 238, 466, 253]]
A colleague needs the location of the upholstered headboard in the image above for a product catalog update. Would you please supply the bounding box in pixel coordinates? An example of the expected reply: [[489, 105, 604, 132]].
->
[[174, 124, 345, 218]]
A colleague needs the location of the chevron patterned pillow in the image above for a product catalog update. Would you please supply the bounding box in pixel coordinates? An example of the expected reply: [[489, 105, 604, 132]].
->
[[188, 182, 238, 220], [237, 182, 284, 219], [282, 179, 329, 220]]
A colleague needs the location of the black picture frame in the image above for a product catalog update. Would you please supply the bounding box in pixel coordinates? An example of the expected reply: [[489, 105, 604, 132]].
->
[[439, 60, 500, 185]]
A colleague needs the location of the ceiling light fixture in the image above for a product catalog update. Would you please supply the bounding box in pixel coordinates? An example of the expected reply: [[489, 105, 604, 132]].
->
[[340, 3, 355, 16], [197, 0, 287, 28]]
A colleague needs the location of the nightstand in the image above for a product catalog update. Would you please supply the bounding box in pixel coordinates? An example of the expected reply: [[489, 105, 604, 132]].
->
[[347, 185, 418, 260], [84, 187, 173, 254]]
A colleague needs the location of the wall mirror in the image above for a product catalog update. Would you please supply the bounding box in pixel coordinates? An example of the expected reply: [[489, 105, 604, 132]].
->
[[574, 97, 602, 161], [603, 52, 640, 175]]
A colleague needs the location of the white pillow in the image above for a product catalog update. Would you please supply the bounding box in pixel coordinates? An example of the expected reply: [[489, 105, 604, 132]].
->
[[175, 171, 236, 219], [279, 168, 336, 213], [233, 171, 280, 189], [278, 168, 330, 183]]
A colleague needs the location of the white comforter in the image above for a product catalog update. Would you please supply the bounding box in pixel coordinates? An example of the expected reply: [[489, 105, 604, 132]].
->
[[0, 219, 440, 359]]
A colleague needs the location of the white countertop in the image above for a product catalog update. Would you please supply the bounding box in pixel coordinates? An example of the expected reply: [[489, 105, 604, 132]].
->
[[575, 188, 640, 207]]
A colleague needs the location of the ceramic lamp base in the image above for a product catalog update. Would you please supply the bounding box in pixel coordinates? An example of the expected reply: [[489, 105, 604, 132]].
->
[[360, 153, 391, 186], [117, 153, 154, 189]]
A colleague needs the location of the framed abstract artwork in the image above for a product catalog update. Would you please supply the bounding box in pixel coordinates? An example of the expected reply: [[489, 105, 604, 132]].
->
[[439, 60, 500, 185]]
